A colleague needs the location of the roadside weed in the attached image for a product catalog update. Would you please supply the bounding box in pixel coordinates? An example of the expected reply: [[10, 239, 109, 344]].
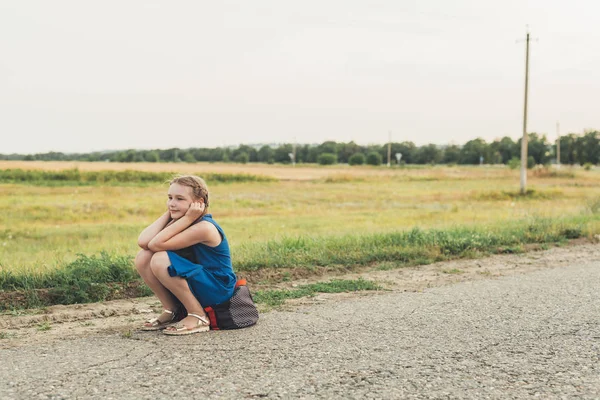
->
[[254, 278, 383, 307], [37, 322, 51, 331]]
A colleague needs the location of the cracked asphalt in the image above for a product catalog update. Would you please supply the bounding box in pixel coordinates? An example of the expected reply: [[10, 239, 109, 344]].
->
[[1, 259, 599, 399]]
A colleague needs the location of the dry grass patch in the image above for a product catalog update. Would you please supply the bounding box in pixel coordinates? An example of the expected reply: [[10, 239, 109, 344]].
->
[[2, 163, 600, 277]]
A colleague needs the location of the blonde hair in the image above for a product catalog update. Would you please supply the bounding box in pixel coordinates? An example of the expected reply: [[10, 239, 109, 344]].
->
[[169, 175, 210, 208]]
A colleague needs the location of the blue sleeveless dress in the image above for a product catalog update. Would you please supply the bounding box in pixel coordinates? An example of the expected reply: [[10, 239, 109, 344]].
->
[[166, 214, 236, 307]]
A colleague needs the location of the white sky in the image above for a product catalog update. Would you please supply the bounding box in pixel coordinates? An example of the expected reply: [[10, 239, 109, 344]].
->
[[1, 0, 599, 154]]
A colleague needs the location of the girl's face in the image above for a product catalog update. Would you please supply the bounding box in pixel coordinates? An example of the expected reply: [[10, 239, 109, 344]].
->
[[167, 183, 198, 220]]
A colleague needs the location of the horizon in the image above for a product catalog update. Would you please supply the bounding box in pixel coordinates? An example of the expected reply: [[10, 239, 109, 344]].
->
[[4, 131, 593, 156]]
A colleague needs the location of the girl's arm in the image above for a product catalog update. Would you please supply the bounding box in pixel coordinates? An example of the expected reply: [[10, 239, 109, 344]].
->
[[137, 211, 171, 250], [148, 202, 220, 252]]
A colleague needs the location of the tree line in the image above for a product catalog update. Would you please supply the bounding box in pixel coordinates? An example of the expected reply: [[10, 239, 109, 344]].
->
[[2, 131, 598, 166]]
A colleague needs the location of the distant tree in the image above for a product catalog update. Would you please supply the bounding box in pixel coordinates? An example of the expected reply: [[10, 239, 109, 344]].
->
[[391, 142, 417, 164], [34, 151, 67, 161], [460, 138, 490, 164], [5, 131, 599, 165], [348, 153, 365, 165], [317, 153, 337, 165], [182, 152, 196, 163], [336, 141, 362, 163], [296, 144, 311, 163], [366, 152, 382, 166], [318, 141, 337, 155], [209, 148, 225, 162], [306, 146, 320, 163], [234, 152, 249, 164], [414, 144, 442, 164], [160, 148, 181, 163], [442, 145, 461, 164], [575, 130, 600, 165], [491, 136, 518, 164], [233, 145, 257, 163], [508, 157, 520, 169], [83, 152, 104, 162], [115, 150, 138, 163], [257, 145, 274, 163], [558, 133, 578, 165], [274, 144, 294, 163], [221, 150, 231, 162], [145, 150, 160, 163], [518, 133, 550, 165], [191, 148, 212, 162]]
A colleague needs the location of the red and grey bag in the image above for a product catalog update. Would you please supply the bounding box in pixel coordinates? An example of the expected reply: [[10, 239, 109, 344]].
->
[[204, 279, 259, 330]]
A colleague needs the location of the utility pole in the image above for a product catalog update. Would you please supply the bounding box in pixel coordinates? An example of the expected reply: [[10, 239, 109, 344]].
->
[[520, 30, 531, 195], [387, 131, 392, 167], [556, 121, 561, 168]]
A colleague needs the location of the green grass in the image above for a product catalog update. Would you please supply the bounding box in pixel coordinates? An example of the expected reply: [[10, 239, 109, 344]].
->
[[253, 278, 383, 306], [1, 165, 599, 309], [0, 252, 136, 291], [587, 197, 600, 214], [442, 268, 464, 274], [0, 168, 277, 185], [233, 216, 594, 271], [0, 215, 596, 309], [37, 322, 51, 331], [0, 252, 152, 310], [0, 332, 15, 339], [472, 189, 565, 201]]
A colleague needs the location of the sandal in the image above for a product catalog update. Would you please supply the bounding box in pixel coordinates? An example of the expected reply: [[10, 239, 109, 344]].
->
[[163, 313, 210, 336], [140, 309, 178, 331]]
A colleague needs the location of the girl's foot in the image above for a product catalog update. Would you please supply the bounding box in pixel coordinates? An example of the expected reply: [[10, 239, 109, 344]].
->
[[141, 309, 179, 331], [163, 313, 210, 335]]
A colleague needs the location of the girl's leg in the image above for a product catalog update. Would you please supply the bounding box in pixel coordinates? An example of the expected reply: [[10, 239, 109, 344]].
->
[[150, 251, 208, 328], [135, 249, 179, 316]]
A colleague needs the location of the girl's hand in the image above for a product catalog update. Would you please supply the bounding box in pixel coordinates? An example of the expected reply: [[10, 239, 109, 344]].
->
[[184, 202, 205, 220]]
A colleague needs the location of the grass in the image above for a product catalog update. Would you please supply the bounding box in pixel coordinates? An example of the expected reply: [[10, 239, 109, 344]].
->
[[0, 252, 152, 309], [0, 215, 596, 309], [531, 166, 576, 179], [0, 163, 599, 309], [472, 189, 565, 201], [37, 321, 51, 331], [253, 278, 383, 306], [587, 197, 600, 214], [232, 216, 595, 271], [2, 173, 598, 277], [0, 332, 15, 339], [0, 168, 277, 186], [442, 268, 464, 274]]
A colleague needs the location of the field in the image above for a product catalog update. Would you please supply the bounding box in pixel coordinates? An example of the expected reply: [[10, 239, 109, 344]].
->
[[1, 161, 599, 308]]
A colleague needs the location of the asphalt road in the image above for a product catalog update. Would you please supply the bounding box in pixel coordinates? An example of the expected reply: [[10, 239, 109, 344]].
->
[[1, 260, 599, 399]]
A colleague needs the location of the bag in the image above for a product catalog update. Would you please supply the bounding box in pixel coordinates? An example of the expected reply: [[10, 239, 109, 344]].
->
[[204, 279, 259, 330]]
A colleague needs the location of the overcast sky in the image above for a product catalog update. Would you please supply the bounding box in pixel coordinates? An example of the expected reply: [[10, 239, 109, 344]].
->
[[1, 0, 599, 154]]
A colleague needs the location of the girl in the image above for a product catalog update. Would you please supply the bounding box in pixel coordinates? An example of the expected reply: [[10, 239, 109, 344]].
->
[[135, 175, 236, 335]]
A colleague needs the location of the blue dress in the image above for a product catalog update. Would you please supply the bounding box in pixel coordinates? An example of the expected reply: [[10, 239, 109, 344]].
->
[[166, 214, 236, 307]]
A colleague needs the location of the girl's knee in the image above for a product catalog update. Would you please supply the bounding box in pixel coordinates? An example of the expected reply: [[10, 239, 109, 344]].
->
[[134, 249, 153, 272], [150, 251, 170, 274]]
